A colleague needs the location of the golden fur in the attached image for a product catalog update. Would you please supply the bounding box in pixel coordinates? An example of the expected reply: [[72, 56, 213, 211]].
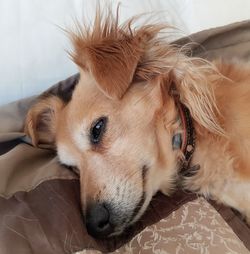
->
[[25, 7, 250, 237]]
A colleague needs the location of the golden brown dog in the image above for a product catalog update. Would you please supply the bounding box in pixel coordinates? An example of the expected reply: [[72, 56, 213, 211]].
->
[[24, 8, 250, 239]]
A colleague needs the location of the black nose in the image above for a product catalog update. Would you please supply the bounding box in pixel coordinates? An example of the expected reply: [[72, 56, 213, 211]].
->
[[86, 203, 113, 238]]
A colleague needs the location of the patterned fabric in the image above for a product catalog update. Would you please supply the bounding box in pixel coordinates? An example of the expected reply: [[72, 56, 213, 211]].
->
[[112, 198, 250, 254], [76, 198, 250, 254]]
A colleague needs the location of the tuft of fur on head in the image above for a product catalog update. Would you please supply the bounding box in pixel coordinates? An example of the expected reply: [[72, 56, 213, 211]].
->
[[67, 4, 225, 135]]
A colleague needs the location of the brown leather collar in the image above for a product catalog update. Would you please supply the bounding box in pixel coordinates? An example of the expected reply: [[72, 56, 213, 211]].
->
[[176, 101, 196, 175], [171, 86, 197, 176]]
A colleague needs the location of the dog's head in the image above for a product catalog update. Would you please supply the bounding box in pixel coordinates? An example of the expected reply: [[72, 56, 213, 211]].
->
[[25, 8, 222, 238]]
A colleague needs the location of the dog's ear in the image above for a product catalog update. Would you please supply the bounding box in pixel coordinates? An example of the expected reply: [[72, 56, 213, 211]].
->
[[69, 7, 147, 100], [72, 36, 142, 100], [167, 59, 224, 135], [24, 96, 64, 147]]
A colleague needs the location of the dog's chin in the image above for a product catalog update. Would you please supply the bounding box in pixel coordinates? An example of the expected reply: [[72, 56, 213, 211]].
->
[[104, 203, 151, 239], [99, 221, 137, 239], [88, 223, 129, 239], [107, 228, 125, 238], [93, 217, 140, 239]]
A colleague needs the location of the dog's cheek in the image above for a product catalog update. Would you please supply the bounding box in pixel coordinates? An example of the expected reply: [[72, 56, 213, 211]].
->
[[159, 176, 177, 196], [147, 164, 176, 196]]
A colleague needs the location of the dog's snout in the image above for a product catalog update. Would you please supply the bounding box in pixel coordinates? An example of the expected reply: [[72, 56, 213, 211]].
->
[[86, 203, 113, 238]]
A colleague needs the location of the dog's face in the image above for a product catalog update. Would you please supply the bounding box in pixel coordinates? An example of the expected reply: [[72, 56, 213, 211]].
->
[[26, 72, 179, 238], [25, 9, 222, 239], [55, 71, 178, 238]]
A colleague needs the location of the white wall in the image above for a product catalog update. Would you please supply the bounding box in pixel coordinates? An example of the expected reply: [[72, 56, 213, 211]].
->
[[0, 0, 249, 105]]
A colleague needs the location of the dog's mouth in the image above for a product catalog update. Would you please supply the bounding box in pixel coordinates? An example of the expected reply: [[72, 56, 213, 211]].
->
[[85, 191, 148, 239], [85, 165, 149, 239], [108, 191, 147, 238], [127, 191, 146, 225]]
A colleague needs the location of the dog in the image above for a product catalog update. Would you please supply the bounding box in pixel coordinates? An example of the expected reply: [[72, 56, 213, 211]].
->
[[24, 7, 250, 239]]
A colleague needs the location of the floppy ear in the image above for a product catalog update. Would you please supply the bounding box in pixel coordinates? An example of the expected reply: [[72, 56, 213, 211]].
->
[[72, 37, 142, 99], [24, 96, 64, 147], [68, 6, 147, 100], [167, 59, 224, 135], [84, 39, 142, 99]]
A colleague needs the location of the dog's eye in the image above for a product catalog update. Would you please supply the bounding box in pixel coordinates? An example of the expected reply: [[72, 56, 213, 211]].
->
[[90, 117, 107, 144]]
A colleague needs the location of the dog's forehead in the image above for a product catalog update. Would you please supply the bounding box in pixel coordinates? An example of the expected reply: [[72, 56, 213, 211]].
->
[[71, 74, 119, 113], [65, 84, 153, 135]]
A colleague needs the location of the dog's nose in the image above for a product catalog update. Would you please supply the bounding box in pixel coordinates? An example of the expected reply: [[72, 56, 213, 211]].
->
[[86, 203, 113, 238]]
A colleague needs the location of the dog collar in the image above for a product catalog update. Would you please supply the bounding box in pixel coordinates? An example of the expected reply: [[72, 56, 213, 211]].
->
[[171, 88, 197, 176]]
